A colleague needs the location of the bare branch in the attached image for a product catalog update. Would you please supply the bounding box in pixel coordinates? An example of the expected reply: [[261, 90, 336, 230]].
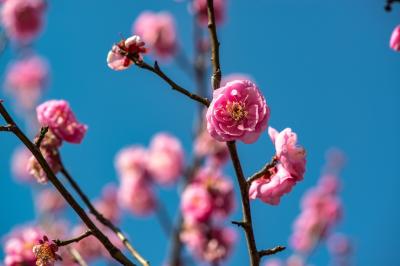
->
[[0, 124, 15, 132], [207, 0, 222, 90], [54, 230, 93, 247], [258, 246, 286, 257], [35, 126, 49, 148], [247, 157, 278, 185]]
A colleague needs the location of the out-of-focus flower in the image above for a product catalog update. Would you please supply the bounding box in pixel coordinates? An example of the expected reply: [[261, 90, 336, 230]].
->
[[206, 80, 269, 144], [11, 146, 33, 183], [37, 100, 87, 144], [0, 0, 46, 43], [36, 188, 66, 214], [147, 132, 184, 185], [114, 145, 148, 177], [181, 183, 213, 223], [4, 56, 49, 109], [263, 258, 283, 266], [390, 25, 400, 51], [268, 127, 306, 181], [107, 35, 147, 71], [327, 233, 352, 256], [192, 0, 225, 26], [194, 126, 229, 167], [133, 11, 177, 59], [32, 236, 61, 266], [27, 130, 62, 184], [3, 225, 43, 266], [94, 184, 120, 223], [118, 177, 155, 216]]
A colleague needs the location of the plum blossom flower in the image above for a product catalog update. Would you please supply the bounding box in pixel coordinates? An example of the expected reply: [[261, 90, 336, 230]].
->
[[133, 11, 177, 58], [11, 146, 34, 183], [27, 130, 62, 184], [32, 236, 61, 266], [221, 73, 253, 87], [37, 100, 87, 144], [107, 35, 147, 70], [36, 188, 66, 214], [206, 80, 269, 144], [4, 56, 49, 109], [147, 133, 184, 185], [3, 226, 43, 266], [192, 0, 225, 26], [390, 25, 400, 51], [94, 184, 120, 223], [118, 177, 156, 216], [181, 183, 213, 223], [114, 145, 148, 177], [268, 127, 306, 180], [0, 0, 46, 43], [194, 125, 229, 167]]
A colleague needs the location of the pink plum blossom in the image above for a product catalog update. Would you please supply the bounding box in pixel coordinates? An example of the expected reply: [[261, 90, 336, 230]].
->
[[181, 183, 213, 223], [268, 127, 306, 180], [3, 226, 43, 266], [36, 188, 66, 214], [390, 25, 400, 51], [32, 236, 61, 266], [94, 184, 120, 223], [36, 100, 88, 144], [118, 177, 156, 216], [249, 164, 297, 205], [4, 56, 49, 109], [221, 73, 253, 87], [11, 146, 33, 183], [133, 11, 177, 58], [192, 0, 225, 26], [107, 35, 147, 70], [264, 259, 283, 266], [0, 0, 46, 43], [206, 80, 269, 144], [114, 145, 148, 177], [147, 132, 184, 185]]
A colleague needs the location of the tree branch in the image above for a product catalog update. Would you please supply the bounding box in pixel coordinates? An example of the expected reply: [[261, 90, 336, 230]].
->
[[0, 102, 136, 266], [59, 164, 149, 266], [35, 126, 49, 148], [385, 0, 400, 11], [0, 124, 16, 132], [207, 0, 222, 90], [133, 59, 210, 107], [246, 157, 278, 185], [54, 230, 93, 247], [258, 246, 286, 257]]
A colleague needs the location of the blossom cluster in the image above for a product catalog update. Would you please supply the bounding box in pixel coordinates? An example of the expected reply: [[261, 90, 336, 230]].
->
[[115, 133, 184, 215]]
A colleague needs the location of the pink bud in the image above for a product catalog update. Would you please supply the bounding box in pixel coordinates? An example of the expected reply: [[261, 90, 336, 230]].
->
[[390, 25, 400, 51]]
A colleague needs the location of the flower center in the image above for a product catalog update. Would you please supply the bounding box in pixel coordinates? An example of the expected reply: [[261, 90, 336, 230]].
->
[[226, 102, 247, 121]]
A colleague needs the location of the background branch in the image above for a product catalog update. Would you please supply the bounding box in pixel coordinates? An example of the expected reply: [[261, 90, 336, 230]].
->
[[54, 230, 93, 247]]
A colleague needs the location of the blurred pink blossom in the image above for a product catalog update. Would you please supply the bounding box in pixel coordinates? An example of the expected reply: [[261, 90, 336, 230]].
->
[[194, 126, 229, 167], [36, 188, 66, 214], [181, 183, 213, 223], [11, 146, 33, 183], [192, 0, 225, 26], [114, 145, 148, 177], [327, 233, 352, 256], [264, 259, 283, 266], [206, 80, 269, 144], [94, 183, 120, 223], [118, 177, 155, 216], [133, 11, 177, 59], [37, 100, 87, 144], [3, 225, 43, 266], [390, 25, 400, 51], [147, 132, 184, 185], [107, 35, 147, 71], [4, 56, 49, 109], [0, 0, 46, 43]]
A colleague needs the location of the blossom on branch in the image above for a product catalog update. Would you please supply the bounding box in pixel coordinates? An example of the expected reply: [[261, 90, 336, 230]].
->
[[206, 80, 270, 144], [192, 0, 225, 26], [390, 25, 400, 51], [32, 236, 61, 266], [0, 0, 46, 43], [11, 146, 34, 183], [36, 100, 87, 144], [107, 35, 147, 71], [133, 11, 177, 59]]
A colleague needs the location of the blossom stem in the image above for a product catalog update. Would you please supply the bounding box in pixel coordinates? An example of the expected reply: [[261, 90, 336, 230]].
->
[[0, 102, 137, 266], [59, 164, 150, 266], [35, 126, 49, 148], [134, 60, 210, 107], [258, 246, 286, 258], [246, 157, 279, 185], [54, 230, 93, 247], [206, 0, 222, 90], [0, 124, 16, 132]]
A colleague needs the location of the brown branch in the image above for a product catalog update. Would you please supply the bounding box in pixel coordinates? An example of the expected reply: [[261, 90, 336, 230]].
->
[[0, 102, 136, 266], [207, 0, 222, 90], [59, 164, 149, 266], [0, 124, 16, 132], [133, 59, 210, 107], [258, 246, 286, 257], [35, 126, 49, 148], [54, 230, 93, 247], [246, 157, 278, 185], [385, 0, 400, 11], [227, 141, 260, 266]]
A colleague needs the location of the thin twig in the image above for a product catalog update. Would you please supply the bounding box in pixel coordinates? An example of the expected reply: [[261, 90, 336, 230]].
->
[[134, 59, 210, 107], [54, 230, 93, 247], [246, 157, 278, 185], [206, 0, 222, 90], [59, 164, 150, 266], [385, 0, 400, 11], [0, 102, 136, 266], [0, 124, 15, 132], [68, 247, 88, 266], [258, 246, 286, 258], [35, 126, 49, 148]]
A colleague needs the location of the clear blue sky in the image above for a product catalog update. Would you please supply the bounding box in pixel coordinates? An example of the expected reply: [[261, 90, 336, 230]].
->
[[1, 0, 399, 265]]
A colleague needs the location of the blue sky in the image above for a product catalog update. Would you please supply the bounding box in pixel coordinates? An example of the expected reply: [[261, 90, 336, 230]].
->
[[0, 0, 399, 265]]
